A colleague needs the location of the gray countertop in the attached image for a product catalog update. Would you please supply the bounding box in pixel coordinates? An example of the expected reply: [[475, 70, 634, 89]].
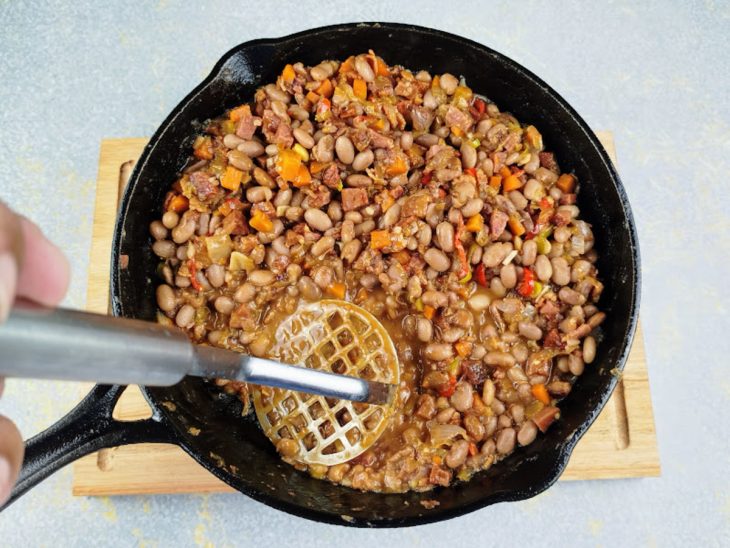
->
[[0, 1, 728, 546]]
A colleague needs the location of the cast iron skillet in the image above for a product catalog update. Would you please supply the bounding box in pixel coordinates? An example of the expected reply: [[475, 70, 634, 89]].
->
[[6, 23, 640, 527]]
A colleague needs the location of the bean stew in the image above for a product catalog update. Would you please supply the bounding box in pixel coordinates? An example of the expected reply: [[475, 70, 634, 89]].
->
[[149, 52, 605, 493]]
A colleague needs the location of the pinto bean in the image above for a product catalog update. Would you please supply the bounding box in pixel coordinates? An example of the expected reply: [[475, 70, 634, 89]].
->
[[237, 140, 265, 157], [496, 428, 516, 454], [297, 276, 321, 300], [214, 296, 235, 314], [293, 127, 315, 149], [156, 284, 176, 312], [346, 174, 372, 188], [484, 352, 516, 367], [227, 150, 253, 171], [461, 198, 483, 218], [535, 254, 553, 281], [354, 55, 375, 82], [424, 343, 454, 361], [435, 222, 455, 252], [559, 286, 586, 306], [152, 240, 176, 258], [518, 322, 542, 341], [522, 239, 537, 266], [248, 269, 275, 286], [424, 248, 450, 272], [460, 142, 477, 169], [450, 382, 474, 412], [583, 336, 597, 363], [304, 208, 333, 232], [416, 317, 433, 342], [445, 439, 470, 469], [206, 264, 225, 288], [340, 239, 362, 263], [500, 264, 517, 289], [175, 304, 195, 329], [422, 290, 448, 308], [551, 257, 571, 286], [311, 235, 335, 257], [335, 135, 355, 164], [517, 421, 538, 446], [352, 149, 374, 171]]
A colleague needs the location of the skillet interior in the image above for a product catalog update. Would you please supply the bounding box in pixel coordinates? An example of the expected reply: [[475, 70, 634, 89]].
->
[[112, 22, 640, 527]]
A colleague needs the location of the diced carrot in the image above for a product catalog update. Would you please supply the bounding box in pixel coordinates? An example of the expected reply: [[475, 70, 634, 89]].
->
[[315, 78, 334, 98], [489, 175, 502, 191], [450, 126, 464, 137], [372, 54, 390, 77], [168, 194, 189, 213], [508, 215, 526, 237], [468, 442, 478, 457], [432, 455, 443, 466], [221, 166, 243, 191], [281, 64, 296, 85], [292, 164, 312, 187], [431, 75, 440, 89], [193, 136, 213, 160], [309, 161, 328, 175], [503, 174, 524, 192], [465, 214, 484, 233], [381, 193, 395, 212], [276, 149, 302, 182], [386, 156, 408, 177], [531, 383, 551, 405], [339, 56, 355, 73], [423, 305, 436, 320], [556, 173, 576, 193], [499, 166, 511, 178], [249, 210, 273, 233], [454, 340, 472, 358], [305, 90, 320, 104], [229, 104, 250, 123], [327, 282, 346, 300], [392, 249, 410, 266], [352, 78, 367, 100], [370, 230, 391, 250]]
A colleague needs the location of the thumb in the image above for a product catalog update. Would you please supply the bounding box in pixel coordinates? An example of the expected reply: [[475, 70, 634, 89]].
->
[[0, 415, 24, 505]]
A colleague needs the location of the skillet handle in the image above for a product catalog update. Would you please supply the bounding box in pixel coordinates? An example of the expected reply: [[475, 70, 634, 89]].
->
[[1, 384, 175, 510]]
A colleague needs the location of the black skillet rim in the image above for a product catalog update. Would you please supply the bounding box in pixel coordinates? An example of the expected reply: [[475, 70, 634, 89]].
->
[[111, 22, 641, 527]]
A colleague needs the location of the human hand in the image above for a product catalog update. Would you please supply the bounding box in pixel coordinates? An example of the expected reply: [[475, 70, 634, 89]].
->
[[0, 200, 69, 504]]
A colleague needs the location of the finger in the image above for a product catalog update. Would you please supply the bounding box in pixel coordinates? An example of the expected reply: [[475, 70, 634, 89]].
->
[[0, 415, 24, 505], [16, 217, 70, 307], [0, 201, 23, 322]]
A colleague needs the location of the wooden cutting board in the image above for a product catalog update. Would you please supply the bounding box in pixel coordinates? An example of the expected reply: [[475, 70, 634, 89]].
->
[[72, 133, 660, 496]]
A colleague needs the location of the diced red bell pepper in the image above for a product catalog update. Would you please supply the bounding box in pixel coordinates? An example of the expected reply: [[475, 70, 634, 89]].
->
[[438, 375, 457, 398], [188, 259, 203, 292], [464, 167, 477, 178], [421, 171, 432, 185], [517, 267, 535, 297], [474, 263, 488, 286]]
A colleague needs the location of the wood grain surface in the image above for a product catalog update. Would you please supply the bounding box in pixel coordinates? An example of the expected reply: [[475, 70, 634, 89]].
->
[[72, 134, 660, 496]]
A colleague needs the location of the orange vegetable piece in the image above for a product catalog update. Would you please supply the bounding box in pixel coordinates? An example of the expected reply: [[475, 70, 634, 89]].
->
[[339, 56, 355, 73], [276, 149, 302, 182], [450, 126, 464, 137], [465, 214, 484, 232], [315, 78, 334, 98], [249, 210, 273, 233], [454, 340, 473, 358], [352, 78, 367, 100], [499, 166, 511, 178], [468, 442, 478, 457], [532, 383, 551, 405], [305, 90, 320, 104], [309, 161, 328, 175], [423, 305, 436, 320], [489, 175, 502, 190], [327, 282, 346, 300], [370, 230, 391, 250], [386, 156, 408, 177], [168, 194, 189, 213], [556, 173, 576, 193], [229, 104, 251, 123], [193, 136, 213, 160], [374, 56, 390, 77], [432, 455, 443, 466], [281, 64, 296, 85], [508, 215, 526, 237], [431, 75, 440, 89], [221, 166, 243, 191], [292, 164, 312, 187], [392, 249, 410, 266], [502, 174, 524, 192]]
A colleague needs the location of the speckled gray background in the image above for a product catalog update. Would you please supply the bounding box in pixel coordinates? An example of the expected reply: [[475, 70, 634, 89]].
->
[[0, 1, 728, 546]]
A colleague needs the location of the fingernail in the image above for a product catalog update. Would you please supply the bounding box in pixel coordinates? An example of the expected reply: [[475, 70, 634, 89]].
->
[[0, 456, 11, 504], [0, 253, 18, 323]]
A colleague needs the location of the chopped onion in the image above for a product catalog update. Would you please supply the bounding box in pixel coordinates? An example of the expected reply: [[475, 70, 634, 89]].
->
[[229, 251, 254, 273], [205, 234, 232, 263], [428, 423, 467, 446]]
